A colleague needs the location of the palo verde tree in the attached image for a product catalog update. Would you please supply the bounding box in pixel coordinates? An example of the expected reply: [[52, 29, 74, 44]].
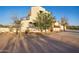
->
[[60, 17, 68, 31], [11, 16, 22, 35], [33, 11, 55, 32]]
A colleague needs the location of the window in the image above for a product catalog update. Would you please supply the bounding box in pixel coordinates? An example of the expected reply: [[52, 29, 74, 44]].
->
[[29, 22, 32, 24], [54, 25, 60, 28], [39, 10, 43, 13]]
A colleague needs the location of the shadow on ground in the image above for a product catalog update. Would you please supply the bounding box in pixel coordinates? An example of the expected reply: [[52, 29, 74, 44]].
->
[[0, 33, 79, 53]]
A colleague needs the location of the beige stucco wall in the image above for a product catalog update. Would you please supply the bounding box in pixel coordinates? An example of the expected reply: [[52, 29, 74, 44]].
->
[[21, 20, 30, 32], [29, 6, 49, 22], [30, 6, 45, 21], [0, 27, 17, 33], [53, 22, 64, 31], [60, 25, 64, 31], [0, 28, 10, 32]]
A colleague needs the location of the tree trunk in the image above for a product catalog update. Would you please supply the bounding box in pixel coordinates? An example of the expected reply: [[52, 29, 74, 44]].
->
[[63, 26, 66, 31], [16, 28, 18, 35], [40, 29, 43, 32], [45, 29, 46, 33]]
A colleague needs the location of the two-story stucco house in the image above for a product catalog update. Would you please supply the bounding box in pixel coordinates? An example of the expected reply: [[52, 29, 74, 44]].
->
[[0, 6, 64, 33], [21, 6, 64, 32]]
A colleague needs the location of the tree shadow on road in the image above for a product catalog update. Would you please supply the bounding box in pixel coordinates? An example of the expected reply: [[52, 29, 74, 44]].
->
[[0, 33, 79, 53], [23, 33, 79, 53], [65, 30, 79, 33]]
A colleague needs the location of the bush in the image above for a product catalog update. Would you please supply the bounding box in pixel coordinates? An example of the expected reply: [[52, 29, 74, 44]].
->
[[25, 30, 30, 34], [67, 26, 79, 30]]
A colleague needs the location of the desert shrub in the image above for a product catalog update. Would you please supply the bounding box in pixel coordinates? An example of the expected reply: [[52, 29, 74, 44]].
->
[[25, 29, 30, 34], [67, 26, 79, 30]]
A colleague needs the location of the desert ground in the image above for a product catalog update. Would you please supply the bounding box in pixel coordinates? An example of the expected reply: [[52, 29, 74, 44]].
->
[[0, 30, 79, 53]]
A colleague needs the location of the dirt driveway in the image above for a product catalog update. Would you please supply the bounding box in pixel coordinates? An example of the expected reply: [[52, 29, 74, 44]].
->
[[0, 31, 79, 53], [49, 30, 79, 47]]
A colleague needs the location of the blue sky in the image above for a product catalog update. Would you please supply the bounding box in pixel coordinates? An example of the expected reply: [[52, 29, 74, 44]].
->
[[0, 6, 79, 26]]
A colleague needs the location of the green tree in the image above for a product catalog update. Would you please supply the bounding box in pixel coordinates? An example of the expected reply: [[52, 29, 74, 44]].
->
[[33, 11, 55, 32]]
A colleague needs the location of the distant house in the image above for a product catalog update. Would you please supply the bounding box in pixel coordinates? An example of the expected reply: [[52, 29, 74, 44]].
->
[[53, 22, 64, 32]]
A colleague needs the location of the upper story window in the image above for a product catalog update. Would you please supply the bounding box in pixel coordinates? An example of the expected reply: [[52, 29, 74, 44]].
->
[[29, 22, 32, 24], [54, 25, 60, 28], [39, 10, 43, 13]]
